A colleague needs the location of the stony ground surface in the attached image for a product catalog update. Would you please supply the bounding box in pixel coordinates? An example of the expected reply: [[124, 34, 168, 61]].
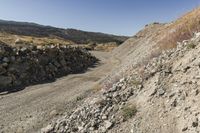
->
[[42, 33, 200, 133], [0, 51, 121, 133], [1, 11, 200, 133]]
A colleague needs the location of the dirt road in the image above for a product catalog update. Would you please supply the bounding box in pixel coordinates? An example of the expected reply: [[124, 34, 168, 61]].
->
[[0, 51, 120, 133]]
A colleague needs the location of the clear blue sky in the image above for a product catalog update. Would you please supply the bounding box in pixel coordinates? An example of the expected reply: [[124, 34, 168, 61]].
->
[[0, 0, 199, 36]]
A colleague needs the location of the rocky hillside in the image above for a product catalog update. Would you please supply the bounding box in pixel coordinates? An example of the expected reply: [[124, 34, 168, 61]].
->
[[0, 42, 97, 93], [41, 7, 200, 133], [42, 32, 200, 133], [0, 20, 128, 44], [105, 7, 200, 87]]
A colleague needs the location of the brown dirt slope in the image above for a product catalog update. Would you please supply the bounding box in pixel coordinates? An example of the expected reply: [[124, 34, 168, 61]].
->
[[104, 7, 200, 86]]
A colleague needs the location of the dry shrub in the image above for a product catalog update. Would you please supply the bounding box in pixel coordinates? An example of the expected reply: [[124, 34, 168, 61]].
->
[[121, 104, 137, 120], [129, 79, 141, 86], [94, 42, 118, 52], [137, 65, 146, 79], [93, 82, 102, 92]]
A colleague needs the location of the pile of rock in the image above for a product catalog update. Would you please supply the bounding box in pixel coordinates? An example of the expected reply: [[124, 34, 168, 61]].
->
[[0, 42, 97, 92], [42, 75, 142, 133]]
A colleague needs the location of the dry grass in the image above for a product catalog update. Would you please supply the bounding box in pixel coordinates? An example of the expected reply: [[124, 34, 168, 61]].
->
[[0, 32, 73, 46], [76, 42, 118, 52], [133, 7, 200, 73], [158, 7, 200, 51], [129, 78, 141, 86], [93, 82, 103, 92], [94, 42, 118, 52], [17, 36, 73, 46]]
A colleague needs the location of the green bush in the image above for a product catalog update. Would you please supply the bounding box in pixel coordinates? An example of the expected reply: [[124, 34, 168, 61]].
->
[[122, 104, 137, 120], [129, 79, 141, 86], [187, 43, 196, 49]]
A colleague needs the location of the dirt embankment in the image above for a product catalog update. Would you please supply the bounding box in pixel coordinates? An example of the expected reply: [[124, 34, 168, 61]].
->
[[43, 32, 200, 133], [41, 7, 200, 133]]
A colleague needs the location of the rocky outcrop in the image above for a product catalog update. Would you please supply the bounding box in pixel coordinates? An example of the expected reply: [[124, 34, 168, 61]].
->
[[0, 42, 97, 92]]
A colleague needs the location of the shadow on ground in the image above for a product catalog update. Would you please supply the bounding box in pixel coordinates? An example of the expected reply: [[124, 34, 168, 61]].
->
[[0, 61, 99, 95]]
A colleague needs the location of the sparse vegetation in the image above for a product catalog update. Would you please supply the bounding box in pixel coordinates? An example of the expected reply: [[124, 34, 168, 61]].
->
[[187, 43, 196, 49], [93, 82, 102, 92], [121, 104, 137, 120], [0, 32, 73, 46], [76, 95, 84, 101], [158, 7, 200, 51], [94, 42, 118, 52], [129, 79, 141, 86]]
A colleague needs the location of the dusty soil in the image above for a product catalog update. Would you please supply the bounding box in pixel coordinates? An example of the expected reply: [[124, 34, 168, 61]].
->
[[0, 51, 120, 133]]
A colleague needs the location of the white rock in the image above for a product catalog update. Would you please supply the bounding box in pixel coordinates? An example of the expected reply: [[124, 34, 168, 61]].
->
[[120, 78, 125, 82], [104, 120, 113, 129], [41, 124, 54, 133]]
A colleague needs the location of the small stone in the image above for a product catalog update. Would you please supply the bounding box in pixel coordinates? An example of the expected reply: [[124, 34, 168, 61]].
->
[[131, 129, 134, 133], [184, 106, 190, 111], [150, 89, 157, 96], [195, 89, 199, 96], [158, 88, 165, 96], [192, 119, 198, 127], [171, 99, 177, 107], [169, 92, 176, 98], [49, 110, 58, 117], [41, 124, 54, 133], [120, 78, 125, 82], [118, 83, 124, 88], [138, 85, 143, 89], [110, 86, 117, 92], [182, 127, 188, 131], [113, 105, 119, 111], [122, 85, 126, 90], [102, 115, 108, 120], [16, 127, 23, 133], [104, 120, 113, 130], [78, 126, 83, 131], [10, 56, 15, 61], [113, 92, 119, 98], [3, 57, 9, 63], [2, 62, 8, 67], [89, 127, 95, 131]]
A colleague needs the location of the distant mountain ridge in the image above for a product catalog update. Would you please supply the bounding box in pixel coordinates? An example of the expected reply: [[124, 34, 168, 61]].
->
[[0, 19, 128, 44]]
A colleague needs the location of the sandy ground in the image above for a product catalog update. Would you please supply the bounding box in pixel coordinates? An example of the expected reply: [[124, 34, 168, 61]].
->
[[0, 51, 120, 133]]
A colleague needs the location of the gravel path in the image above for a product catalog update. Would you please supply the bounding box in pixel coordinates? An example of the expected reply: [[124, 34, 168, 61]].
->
[[0, 51, 120, 133]]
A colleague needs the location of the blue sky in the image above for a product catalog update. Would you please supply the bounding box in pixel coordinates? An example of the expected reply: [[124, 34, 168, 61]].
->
[[0, 0, 199, 36]]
